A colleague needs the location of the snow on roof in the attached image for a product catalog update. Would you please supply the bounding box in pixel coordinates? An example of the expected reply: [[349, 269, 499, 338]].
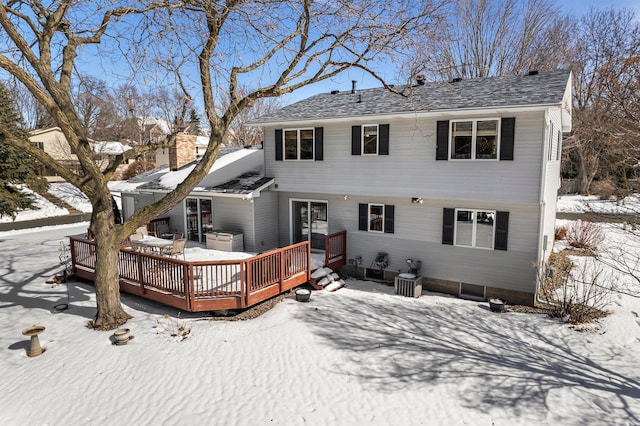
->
[[111, 147, 265, 193], [92, 141, 131, 155], [196, 136, 209, 147], [139, 117, 171, 134]]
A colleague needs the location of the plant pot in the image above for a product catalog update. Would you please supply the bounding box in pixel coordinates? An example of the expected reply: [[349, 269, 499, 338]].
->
[[113, 328, 131, 345], [489, 298, 506, 313], [295, 289, 311, 302]]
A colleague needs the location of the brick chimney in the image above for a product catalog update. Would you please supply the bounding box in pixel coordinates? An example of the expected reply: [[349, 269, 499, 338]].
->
[[169, 132, 196, 171]]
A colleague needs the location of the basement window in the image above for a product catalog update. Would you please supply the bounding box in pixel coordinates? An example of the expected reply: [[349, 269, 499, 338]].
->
[[459, 282, 486, 300]]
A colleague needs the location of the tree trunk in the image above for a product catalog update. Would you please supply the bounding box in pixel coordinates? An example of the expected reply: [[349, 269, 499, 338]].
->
[[90, 206, 132, 329]]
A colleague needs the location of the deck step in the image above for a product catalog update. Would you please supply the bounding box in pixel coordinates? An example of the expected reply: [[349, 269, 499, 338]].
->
[[308, 277, 324, 290]]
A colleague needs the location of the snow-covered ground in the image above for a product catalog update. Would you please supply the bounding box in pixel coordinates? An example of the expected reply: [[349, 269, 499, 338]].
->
[[557, 193, 640, 214], [48, 182, 92, 213], [0, 183, 91, 224], [0, 186, 68, 223], [1, 219, 640, 424]]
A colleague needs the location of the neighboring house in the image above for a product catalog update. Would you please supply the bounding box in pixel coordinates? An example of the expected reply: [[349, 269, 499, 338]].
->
[[113, 133, 276, 253], [29, 127, 81, 180], [247, 69, 573, 305], [29, 127, 132, 180]]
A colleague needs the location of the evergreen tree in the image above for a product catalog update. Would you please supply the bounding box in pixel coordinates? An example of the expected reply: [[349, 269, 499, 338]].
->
[[0, 82, 48, 218], [188, 108, 201, 135]]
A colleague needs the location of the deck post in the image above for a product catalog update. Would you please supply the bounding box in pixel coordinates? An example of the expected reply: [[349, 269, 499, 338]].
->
[[244, 260, 250, 308], [307, 241, 312, 282], [136, 252, 146, 294], [70, 238, 77, 276], [279, 248, 285, 293], [185, 264, 193, 311]]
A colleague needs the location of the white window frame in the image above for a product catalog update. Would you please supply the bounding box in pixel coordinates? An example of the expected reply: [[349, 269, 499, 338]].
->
[[283, 128, 315, 161], [453, 208, 496, 249], [368, 203, 385, 233], [449, 118, 501, 161], [361, 124, 379, 156]]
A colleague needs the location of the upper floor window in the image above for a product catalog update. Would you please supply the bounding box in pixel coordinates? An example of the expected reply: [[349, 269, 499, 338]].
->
[[451, 119, 499, 160], [275, 127, 323, 161], [284, 128, 314, 160], [362, 125, 379, 155], [352, 124, 390, 156], [438, 118, 514, 161], [32, 141, 44, 150]]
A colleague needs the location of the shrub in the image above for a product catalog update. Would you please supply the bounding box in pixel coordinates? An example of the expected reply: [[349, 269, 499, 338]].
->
[[537, 251, 611, 324], [554, 226, 567, 241], [566, 220, 605, 251], [590, 179, 616, 200]]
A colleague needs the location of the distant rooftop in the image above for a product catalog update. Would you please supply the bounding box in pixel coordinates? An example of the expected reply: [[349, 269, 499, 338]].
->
[[252, 69, 571, 124]]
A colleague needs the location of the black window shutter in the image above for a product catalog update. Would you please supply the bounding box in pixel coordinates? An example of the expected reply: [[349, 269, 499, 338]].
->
[[379, 124, 389, 155], [384, 205, 394, 233], [275, 129, 283, 161], [494, 211, 509, 250], [436, 120, 449, 160], [352, 126, 361, 155], [442, 208, 455, 244], [314, 127, 323, 161], [358, 204, 368, 231], [500, 118, 515, 161]]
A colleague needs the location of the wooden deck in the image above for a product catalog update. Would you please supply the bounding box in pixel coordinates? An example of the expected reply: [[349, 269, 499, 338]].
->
[[70, 231, 347, 312]]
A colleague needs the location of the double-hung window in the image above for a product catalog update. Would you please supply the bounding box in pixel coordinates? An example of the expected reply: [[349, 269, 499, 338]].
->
[[284, 128, 314, 160], [454, 209, 496, 249], [368, 203, 384, 232], [352, 124, 389, 156], [358, 203, 395, 234], [362, 125, 379, 155], [450, 119, 499, 160]]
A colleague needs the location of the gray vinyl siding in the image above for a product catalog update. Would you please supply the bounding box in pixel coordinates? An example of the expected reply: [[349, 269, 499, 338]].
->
[[210, 198, 253, 251], [276, 191, 540, 293], [265, 111, 546, 204], [253, 191, 279, 252], [539, 108, 564, 262]]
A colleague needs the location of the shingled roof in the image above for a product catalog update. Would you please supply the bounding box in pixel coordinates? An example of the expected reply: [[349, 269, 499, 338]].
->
[[252, 69, 571, 124]]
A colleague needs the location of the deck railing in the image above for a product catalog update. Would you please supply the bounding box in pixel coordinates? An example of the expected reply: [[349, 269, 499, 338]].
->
[[325, 230, 347, 270], [70, 236, 320, 312]]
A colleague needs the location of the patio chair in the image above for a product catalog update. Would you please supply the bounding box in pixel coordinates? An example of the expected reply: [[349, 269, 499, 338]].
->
[[151, 222, 170, 238], [161, 238, 186, 259], [129, 225, 149, 242]]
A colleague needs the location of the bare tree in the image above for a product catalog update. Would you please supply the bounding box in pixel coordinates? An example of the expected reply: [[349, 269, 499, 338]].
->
[[563, 8, 640, 195], [0, 0, 445, 329], [419, 0, 573, 80], [222, 92, 281, 146]]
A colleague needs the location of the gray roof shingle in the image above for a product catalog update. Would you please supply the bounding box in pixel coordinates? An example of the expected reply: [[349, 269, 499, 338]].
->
[[253, 69, 570, 123]]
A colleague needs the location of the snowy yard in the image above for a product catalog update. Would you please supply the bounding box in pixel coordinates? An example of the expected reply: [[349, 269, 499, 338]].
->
[[1, 222, 639, 424]]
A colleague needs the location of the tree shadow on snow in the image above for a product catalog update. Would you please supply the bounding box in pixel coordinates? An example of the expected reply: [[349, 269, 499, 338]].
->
[[297, 284, 640, 423]]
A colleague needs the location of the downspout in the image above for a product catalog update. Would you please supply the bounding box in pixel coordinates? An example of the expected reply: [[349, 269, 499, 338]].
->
[[534, 111, 550, 305]]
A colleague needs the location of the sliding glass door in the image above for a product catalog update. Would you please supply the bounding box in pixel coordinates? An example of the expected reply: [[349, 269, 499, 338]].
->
[[291, 200, 328, 250], [185, 197, 213, 242]]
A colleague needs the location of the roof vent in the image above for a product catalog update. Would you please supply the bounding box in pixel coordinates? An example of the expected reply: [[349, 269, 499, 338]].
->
[[451, 77, 462, 83], [416, 75, 426, 85], [357, 94, 362, 103], [528, 70, 539, 76], [330, 90, 340, 94], [351, 80, 357, 94]]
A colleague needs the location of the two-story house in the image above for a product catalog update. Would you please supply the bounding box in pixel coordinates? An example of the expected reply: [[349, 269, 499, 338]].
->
[[250, 69, 572, 305]]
